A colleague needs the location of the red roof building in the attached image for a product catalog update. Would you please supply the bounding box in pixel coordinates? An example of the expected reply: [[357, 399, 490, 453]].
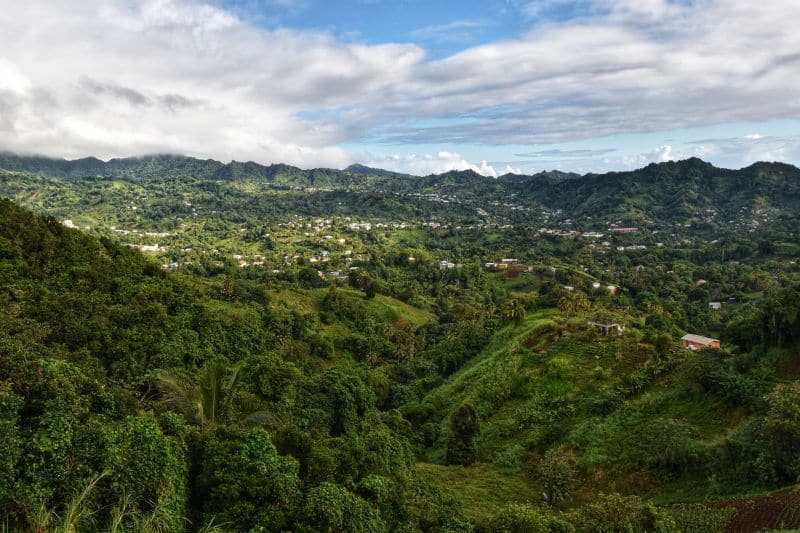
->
[[681, 334, 720, 350]]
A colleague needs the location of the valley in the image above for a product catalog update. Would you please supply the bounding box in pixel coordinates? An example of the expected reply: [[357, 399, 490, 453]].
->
[[1, 155, 800, 531]]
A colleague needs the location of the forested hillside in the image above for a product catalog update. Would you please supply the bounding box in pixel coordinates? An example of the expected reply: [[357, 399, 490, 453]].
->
[[2, 154, 800, 531], [0, 198, 464, 531], [2, 154, 799, 238]]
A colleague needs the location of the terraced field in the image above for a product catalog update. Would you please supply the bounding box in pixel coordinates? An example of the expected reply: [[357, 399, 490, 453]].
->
[[715, 490, 800, 532], [667, 489, 800, 532]]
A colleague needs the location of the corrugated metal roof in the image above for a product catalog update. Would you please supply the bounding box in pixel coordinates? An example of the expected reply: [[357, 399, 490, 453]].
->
[[681, 333, 718, 345]]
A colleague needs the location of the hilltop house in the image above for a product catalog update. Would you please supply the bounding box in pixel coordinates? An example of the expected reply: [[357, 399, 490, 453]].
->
[[681, 334, 720, 350]]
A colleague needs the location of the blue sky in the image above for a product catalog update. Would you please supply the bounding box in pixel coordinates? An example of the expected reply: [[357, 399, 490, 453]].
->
[[220, 0, 536, 57], [2, 0, 800, 175]]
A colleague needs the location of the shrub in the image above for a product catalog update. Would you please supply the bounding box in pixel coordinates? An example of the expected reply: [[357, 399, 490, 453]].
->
[[493, 444, 526, 470], [754, 382, 800, 483], [568, 493, 676, 532], [193, 426, 300, 530], [301, 482, 385, 533], [536, 447, 578, 505], [445, 404, 480, 466], [487, 502, 573, 533]]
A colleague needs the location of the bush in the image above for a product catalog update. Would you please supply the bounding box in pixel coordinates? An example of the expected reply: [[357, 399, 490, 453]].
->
[[487, 502, 573, 533], [103, 415, 188, 530], [193, 426, 300, 530], [568, 493, 676, 532], [301, 482, 385, 533], [536, 447, 578, 505], [637, 418, 704, 474], [754, 382, 800, 483], [445, 404, 480, 466], [493, 444, 526, 470]]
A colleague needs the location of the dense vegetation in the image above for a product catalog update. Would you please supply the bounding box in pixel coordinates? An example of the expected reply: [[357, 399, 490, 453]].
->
[[2, 154, 800, 531]]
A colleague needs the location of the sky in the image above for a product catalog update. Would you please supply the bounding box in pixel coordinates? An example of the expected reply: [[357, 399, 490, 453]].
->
[[1, 0, 800, 176]]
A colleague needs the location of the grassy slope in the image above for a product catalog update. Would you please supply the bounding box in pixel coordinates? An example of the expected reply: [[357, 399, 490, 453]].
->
[[304, 287, 437, 327], [364, 293, 437, 327], [416, 308, 778, 513], [415, 463, 541, 524]]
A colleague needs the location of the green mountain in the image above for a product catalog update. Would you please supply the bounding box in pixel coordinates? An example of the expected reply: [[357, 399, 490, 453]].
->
[[345, 163, 413, 179], [507, 158, 800, 227], [3, 153, 800, 531], [2, 153, 798, 235]]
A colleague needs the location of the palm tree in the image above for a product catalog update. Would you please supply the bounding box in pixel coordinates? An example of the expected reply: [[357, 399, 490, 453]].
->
[[574, 291, 590, 311], [558, 296, 575, 314], [155, 361, 243, 427], [502, 298, 526, 324]]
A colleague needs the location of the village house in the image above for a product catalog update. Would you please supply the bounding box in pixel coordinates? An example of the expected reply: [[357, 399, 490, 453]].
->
[[709, 302, 722, 310], [588, 321, 625, 336], [681, 334, 720, 350]]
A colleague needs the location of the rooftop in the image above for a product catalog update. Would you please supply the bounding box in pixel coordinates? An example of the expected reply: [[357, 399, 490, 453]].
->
[[681, 333, 719, 345]]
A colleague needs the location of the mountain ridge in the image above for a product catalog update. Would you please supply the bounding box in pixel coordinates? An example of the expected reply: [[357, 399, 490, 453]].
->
[[2, 151, 798, 181], [2, 152, 800, 236]]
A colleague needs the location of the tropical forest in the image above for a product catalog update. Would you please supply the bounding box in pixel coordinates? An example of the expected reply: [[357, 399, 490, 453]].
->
[[2, 154, 800, 531]]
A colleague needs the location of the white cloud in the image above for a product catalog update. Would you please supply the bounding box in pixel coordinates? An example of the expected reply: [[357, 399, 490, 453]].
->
[[373, 0, 800, 147], [655, 145, 674, 162], [0, 59, 32, 94], [685, 134, 800, 166], [618, 145, 676, 168], [0, 0, 422, 167], [1, 0, 800, 170], [364, 152, 509, 177]]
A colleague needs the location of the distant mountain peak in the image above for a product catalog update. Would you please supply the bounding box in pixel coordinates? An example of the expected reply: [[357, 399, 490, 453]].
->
[[345, 164, 411, 178]]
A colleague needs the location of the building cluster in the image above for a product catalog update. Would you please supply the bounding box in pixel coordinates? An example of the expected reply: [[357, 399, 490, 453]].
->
[[439, 260, 462, 270], [484, 258, 521, 270], [610, 227, 639, 233]]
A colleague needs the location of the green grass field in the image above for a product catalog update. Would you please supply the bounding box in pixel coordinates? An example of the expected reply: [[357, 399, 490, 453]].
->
[[415, 462, 541, 524]]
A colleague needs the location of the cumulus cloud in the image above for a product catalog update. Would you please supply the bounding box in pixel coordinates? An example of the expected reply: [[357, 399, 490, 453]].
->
[[685, 134, 800, 166], [364, 152, 517, 177], [514, 148, 616, 159], [372, 0, 800, 146], [0, 0, 422, 167], [654, 145, 674, 162], [0, 0, 800, 170]]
